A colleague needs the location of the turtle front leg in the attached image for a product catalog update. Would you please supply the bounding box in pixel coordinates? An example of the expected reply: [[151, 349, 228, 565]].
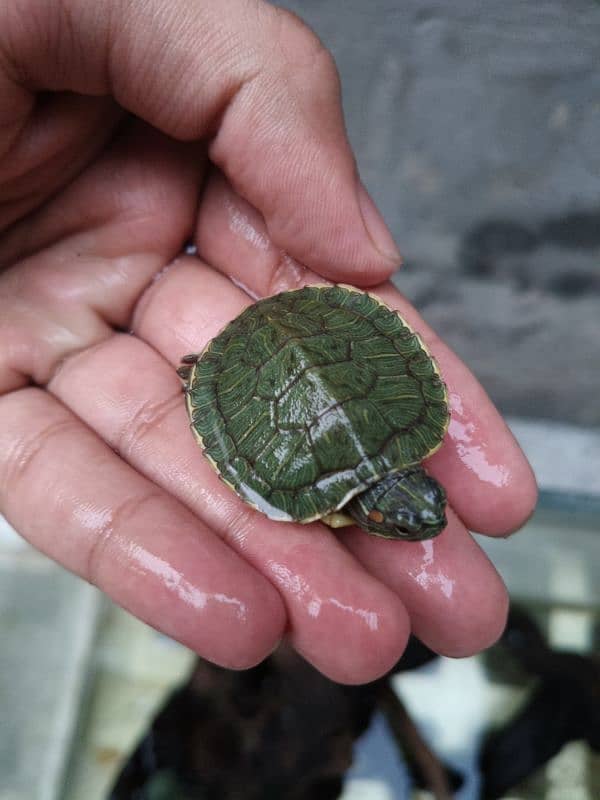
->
[[177, 365, 193, 384], [177, 354, 200, 387]]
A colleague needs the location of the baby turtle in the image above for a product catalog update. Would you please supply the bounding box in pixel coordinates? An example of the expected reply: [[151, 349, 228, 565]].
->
[[179, 285, 450, 540]]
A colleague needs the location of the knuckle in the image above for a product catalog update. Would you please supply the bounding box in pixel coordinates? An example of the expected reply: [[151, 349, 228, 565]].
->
[[0, 312, 28, 395], [85, 488, 162, 587], [0, 391, 78, 496], [0, 265, 112, 390], [268, 7, 340, 90], [266, 252, 317, 297], [303, 34, 339, 86], [222, 504, 255, 546], [116, 390, 182, 459]]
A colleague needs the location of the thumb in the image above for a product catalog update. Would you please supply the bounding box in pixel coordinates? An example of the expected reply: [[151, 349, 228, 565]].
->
[[1, 0, 400, 283], [206, 4, 402, 283]]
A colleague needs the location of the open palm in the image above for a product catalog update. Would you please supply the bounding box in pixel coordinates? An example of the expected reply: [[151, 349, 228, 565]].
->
[[0, 0, 536, 683]]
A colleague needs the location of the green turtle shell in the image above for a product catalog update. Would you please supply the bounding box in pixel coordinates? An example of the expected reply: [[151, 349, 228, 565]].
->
[[184, 285, 449, 523]]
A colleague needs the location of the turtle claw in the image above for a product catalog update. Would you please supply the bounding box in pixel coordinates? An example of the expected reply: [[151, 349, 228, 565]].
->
[[181, 353, 200, 364]]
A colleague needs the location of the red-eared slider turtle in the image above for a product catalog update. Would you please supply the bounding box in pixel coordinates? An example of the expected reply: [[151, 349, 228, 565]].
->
[[179, 285, 450, 540]]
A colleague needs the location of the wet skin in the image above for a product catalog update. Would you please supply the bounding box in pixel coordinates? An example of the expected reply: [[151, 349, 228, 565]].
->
[[0, 0, 538, 684]]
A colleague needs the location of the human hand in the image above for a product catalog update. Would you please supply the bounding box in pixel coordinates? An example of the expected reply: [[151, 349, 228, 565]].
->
[[0, 0, 536, 683]]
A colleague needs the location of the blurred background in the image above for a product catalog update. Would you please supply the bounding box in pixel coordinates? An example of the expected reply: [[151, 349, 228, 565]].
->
[[1, 2, 599, 799]]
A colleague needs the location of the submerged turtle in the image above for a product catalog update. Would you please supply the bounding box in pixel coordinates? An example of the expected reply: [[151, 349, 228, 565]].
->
[[179, 285, 450, 540]]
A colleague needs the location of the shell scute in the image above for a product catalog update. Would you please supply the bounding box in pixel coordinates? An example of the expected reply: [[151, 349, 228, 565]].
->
[[263, 433, 319, 491]]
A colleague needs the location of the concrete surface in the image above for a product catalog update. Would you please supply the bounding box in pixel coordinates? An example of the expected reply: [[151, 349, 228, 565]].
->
[[279, 0, 600, 425]]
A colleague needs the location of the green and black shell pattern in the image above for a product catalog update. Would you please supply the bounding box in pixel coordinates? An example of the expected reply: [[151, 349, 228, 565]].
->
[[184, 285, 449, 523]]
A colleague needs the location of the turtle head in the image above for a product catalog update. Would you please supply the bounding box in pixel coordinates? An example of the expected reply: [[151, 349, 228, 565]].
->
[[347, 467, 447, 541]]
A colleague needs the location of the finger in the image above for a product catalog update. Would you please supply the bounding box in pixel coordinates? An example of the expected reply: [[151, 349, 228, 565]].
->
[[1, 0, 399, 282], [340, 509, 509, 656], [195, 174, 538, 536], [0, 92, 122, 231], [49, 276, 412, 685], [127, 257, 505, 659], [0, 388, 285, 668], [0, 121, 202, 394], [196, 170, 326, 297], [373, 283, 537, 536]]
